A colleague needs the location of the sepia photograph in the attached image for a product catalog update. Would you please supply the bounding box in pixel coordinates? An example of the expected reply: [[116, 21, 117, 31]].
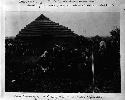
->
[[5, 11, 120, 93]]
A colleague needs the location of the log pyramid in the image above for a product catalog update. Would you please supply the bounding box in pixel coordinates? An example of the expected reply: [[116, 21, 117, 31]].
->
[[17, 14, 77, 38]]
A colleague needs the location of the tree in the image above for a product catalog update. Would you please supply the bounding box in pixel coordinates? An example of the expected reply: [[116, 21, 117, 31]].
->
[[110, 26, 120, 40]]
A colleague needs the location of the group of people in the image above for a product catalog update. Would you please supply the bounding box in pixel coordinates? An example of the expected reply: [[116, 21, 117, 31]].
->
[[5, 27, 120, 92]]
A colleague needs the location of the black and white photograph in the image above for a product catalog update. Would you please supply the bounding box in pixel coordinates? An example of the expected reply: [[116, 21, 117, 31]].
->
[[5, 11, 121, 93]]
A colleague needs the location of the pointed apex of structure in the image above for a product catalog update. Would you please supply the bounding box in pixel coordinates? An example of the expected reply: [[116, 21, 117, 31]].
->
[[16, 14, 77, 38], [35, 14, 50, 21]]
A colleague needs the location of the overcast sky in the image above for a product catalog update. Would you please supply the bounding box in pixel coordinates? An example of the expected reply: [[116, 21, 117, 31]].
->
[[5, 11, 120, 37]]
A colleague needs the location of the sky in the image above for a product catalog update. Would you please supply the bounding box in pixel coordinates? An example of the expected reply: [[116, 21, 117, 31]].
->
[[5, 11, 120, 37]]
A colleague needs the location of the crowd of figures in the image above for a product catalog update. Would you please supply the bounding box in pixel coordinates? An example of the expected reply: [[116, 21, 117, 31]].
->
[[5, 27, 120, 92]]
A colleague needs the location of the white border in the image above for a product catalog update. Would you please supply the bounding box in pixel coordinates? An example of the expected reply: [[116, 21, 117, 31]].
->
[[1, 0, 125, 100]]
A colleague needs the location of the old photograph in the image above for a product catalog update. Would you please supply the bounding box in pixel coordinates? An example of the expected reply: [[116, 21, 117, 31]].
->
[[5, 11, 120, 93]]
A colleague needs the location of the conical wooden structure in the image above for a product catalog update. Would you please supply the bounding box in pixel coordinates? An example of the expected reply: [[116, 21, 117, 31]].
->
[[16, 14, 77, 38]]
